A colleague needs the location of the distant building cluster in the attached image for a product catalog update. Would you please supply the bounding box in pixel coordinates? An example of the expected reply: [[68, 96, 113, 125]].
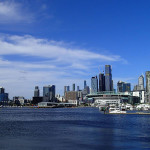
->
[[32, 85, 56, 105], [2, 64, 150, 106], [64, 80, 90, 104], [91, 65, 113, 94]]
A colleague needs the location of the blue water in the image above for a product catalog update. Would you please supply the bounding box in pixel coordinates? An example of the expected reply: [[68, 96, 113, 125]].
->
[[0, 107, 150, 150]]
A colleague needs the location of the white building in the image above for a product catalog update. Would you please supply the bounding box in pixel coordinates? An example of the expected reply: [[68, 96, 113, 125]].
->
[[132, 91, 145, 103]]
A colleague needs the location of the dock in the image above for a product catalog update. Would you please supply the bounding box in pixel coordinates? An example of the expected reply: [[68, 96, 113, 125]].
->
[[105, 112, 150, 115]]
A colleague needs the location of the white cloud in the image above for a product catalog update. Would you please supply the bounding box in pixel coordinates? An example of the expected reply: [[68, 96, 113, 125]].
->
[[0, 1, 33, 23], [0, 34, 124, 62], [0, 34, 127, 98]]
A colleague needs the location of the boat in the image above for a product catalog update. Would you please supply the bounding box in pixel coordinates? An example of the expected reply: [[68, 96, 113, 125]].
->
[[126, 104, 133, 110], [109, 105, 126, 114]]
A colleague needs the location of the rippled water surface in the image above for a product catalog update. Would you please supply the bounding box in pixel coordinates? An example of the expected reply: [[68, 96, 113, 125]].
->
[[0, 107, 150, 150]]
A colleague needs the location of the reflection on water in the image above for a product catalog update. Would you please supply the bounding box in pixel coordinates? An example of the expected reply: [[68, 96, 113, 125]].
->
[[0, 107, 150, 150]]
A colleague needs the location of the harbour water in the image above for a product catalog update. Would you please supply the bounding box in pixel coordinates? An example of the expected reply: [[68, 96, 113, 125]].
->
[[0, 107, 150, 150]]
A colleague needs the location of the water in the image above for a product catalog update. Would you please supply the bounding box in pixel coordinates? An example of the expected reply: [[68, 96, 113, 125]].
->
[[0, 107, 150, 150]]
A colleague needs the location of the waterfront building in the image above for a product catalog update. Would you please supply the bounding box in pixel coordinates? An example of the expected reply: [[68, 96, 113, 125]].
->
[[56, 94, 65, 102], [32, 97, 43, 104], [86, 91, 140, 106], [117, 81, 131, 92], [72, 83, 75, 91], [65, 91, 78, 101], [43, 85, 55, 102], [91, 76, 98, 94], [99, 72, 105, 92], [13, 96, 26, 105], [132, 91, 145, 103], [34, 86, 40, 97], [0, 87, 8, 105], [105, 65, 113, 91]]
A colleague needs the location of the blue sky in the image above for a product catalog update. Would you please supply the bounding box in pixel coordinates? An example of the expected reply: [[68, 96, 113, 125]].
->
[[0, 0, 149, 98]]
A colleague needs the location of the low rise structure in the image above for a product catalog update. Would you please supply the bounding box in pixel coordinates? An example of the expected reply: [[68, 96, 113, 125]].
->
[[86, 91, 140, 106], [13, 96, 26, 105]]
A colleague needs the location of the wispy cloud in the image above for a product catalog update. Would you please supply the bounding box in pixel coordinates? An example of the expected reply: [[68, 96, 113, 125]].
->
[[0, 1, 33, 24], [0, 34, 124, 63]]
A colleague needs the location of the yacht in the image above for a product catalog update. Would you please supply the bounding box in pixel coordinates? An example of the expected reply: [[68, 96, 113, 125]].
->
[[109, 105, 126, 114]]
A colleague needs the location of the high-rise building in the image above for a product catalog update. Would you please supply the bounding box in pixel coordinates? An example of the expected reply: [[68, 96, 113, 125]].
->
[[91, 76, 98, 94], [133, 75, 145, 91], [0, 87, 5, 94], [77, 86, 80, 91], [117, 81, 131, 92], [34, 86, 40, 97], [72, 83, 75, 91], [99, 73, 105, 92], [84, 80, 87, 89], [43, 85, 55, 102], [64, 86, 67, 96], [112, 80, 114, 91], [145, 71, 150, 103], [105, 65, 113, 91], [146, 71, 150, 93], [138, 75, 144, 90], [67, 86, 70, 91]]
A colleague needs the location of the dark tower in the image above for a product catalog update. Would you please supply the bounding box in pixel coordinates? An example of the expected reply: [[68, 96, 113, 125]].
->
[[105, 65, 113, 91], [34, 86, 40, 97], [99, 72, 105, 92]]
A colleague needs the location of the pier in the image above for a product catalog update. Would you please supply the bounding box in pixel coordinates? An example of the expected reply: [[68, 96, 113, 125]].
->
[[105, 112, 150, 115]]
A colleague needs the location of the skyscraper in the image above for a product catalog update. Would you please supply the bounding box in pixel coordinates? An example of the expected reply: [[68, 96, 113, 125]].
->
[[34, 86, 40, 97], [43, 85, 55, 102], [105, 65, 112, 91], [64, 86, 67, 96], [72, 83, 75, 91], [91, 76, 98, 94], [0, 87, 5, 94], [146, 71, 150, 93], [99, 72, 105, 92], [84, 80, 87, 89], [138, 75, 144, 90], [77, 86, 80, 91]]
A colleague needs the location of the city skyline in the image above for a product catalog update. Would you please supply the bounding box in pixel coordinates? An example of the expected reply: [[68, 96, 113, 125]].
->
[[0, 0, 150, 98]]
